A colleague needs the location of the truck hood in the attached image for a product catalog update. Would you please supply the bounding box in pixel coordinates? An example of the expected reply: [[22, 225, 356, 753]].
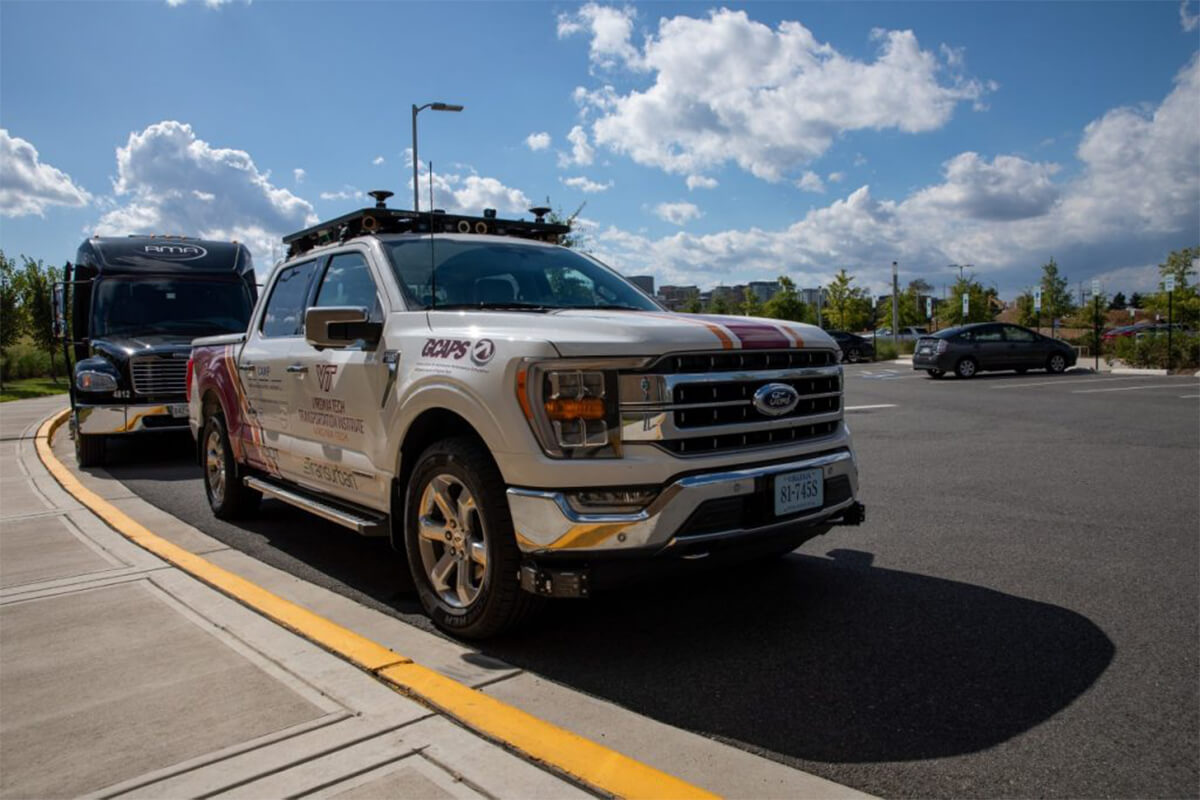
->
[[427, 309, 835, 357], [91, 334, 195, 362]]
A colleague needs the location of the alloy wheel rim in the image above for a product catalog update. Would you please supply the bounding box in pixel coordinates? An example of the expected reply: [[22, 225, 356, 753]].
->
[[417, 474, 487, 609], [1051, 355, 1065, 372], [205, 428, 226, 504], [961, 360, 976, 376]]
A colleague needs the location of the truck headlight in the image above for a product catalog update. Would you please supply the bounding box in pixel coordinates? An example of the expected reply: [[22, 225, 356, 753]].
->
[[76, 370, 118, 393], [517, 358, 649, 459]]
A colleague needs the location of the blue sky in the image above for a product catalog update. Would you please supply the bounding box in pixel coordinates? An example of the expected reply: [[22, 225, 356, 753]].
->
[[1, 1, 1197, 299]]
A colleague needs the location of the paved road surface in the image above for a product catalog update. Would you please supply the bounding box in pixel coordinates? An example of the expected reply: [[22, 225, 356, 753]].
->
[[101, 365, 1200, 798]]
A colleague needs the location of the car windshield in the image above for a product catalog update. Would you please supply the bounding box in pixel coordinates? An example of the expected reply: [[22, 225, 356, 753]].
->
[[384, 238, 661, 312], [91, 278, 253, 338]]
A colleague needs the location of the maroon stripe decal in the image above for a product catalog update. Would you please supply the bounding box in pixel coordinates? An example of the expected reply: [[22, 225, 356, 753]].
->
[[692, 316, 791, 349]]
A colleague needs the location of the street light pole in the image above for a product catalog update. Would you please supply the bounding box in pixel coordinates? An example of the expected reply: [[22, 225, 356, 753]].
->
[[411, 101, 464, 212], [891, 261, 899, 351]]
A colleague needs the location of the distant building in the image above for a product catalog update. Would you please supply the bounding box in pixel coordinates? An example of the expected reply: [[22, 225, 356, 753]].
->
[[711, 285, 746, 308], [748, 281, 779, 304], [800, 287, 828, 308], [628, 275, 655, 295], [658, 284, 699, 311]]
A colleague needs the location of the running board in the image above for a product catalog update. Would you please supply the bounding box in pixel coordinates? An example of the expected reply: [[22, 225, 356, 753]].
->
[[243, 477, 388, 537]]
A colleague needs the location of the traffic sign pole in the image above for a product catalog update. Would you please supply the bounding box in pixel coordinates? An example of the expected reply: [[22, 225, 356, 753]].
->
[[1165, 273, 1176, 372], [1092, 279, 1101, 372]]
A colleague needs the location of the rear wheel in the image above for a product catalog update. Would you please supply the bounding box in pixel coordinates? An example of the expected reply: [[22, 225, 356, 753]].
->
[[926, 368, 945, 379], [74, 428, 106, 467], [202, 414, 260, 519], [955, 357, 978, 379], [1046, 353, 1067, 374], [404, 437, 538, 639], [846, 347, 861, 363]]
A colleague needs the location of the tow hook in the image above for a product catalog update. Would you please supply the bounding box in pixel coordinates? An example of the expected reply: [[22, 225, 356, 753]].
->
[[838, 502, 866, 526], [519, 563, 591, 598]]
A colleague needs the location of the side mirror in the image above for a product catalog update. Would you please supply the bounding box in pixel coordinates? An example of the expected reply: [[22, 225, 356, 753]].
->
[[305, 306, 382, 349], [52, 283, 66, 340]]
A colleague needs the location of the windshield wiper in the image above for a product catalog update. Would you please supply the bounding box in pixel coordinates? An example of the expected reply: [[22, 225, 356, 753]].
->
[[432, 302, 551, 312]]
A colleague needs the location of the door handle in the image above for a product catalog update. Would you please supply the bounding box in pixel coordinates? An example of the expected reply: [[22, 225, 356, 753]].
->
[[238, 362, 255, 371], [286, 364, 308, 374]]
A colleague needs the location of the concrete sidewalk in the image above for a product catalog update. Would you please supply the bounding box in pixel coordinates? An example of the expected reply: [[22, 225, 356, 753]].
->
[[0, 396, 590, 800]]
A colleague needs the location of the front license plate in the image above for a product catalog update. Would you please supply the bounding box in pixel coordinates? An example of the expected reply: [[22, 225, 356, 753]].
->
[[775, 468, 823, 516], [169, 403, 189, 419]]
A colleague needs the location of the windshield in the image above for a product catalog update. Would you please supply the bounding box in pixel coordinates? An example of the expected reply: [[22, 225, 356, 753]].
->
[[384, 238, 661, 311], [91, 278, 253, 338]]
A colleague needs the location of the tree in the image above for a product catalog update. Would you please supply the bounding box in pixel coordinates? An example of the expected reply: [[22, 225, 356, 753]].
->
[[707, 293, 732, 315], [761, 276, 808, 322], [0, 251, 28, 390], [547, 206, 585, 250], [825, 269, 862, 331], [1039, 257, 1075, 323], [740, 286, 763, 317], [1129, 292, 1145, 309], [1145, 246, 1200, 327], [1108, 291, 1127, 311], [935, 275, 998, 327], [682, 289, 702, 314], [1014, 289, 1037, 327], [20, 257, 61, 382]]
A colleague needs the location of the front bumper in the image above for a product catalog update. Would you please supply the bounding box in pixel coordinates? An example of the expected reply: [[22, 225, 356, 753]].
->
[[75, 403, 190, 435], [506, 448, 859, 555]]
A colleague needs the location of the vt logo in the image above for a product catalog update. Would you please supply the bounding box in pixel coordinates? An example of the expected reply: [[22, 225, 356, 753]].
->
[[315, 364, 339, 392]]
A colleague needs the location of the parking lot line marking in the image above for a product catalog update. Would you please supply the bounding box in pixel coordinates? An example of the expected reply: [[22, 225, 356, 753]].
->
[[1072, 384, 1192, 394], [991, 376, 1164, 389], [845, 404, 898, 411], [1180, 394, 1199, 399], [34, 409, 717, 800]]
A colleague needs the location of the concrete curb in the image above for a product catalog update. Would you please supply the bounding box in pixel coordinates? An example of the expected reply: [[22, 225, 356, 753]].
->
[[35, 409, 718, 800], [1109, 367, 1170, 376]]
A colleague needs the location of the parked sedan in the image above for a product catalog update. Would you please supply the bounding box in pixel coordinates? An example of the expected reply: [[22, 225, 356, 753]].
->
[[827, 330, 875, 362], [871, 326, 929, 342], [912, 323, 1077, 378]]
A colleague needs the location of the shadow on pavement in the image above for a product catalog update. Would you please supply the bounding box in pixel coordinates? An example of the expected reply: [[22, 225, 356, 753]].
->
[[99, 435, 1114, 765]]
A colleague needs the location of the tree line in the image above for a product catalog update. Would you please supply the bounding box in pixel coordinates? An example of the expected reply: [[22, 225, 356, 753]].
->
[[0, 251, 62, 390]]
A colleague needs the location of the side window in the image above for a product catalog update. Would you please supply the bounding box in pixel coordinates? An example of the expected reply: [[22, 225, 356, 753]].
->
[[974, 326, 1004, 342], [261, 261, 317, 338], [955, 331, 974, 342], [1004, 326, 1035, 342], [315, 252, 380, 314]]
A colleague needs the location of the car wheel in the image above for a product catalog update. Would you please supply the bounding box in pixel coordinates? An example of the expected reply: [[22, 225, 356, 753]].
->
[[1047, 353, 1067, 374], [202, 413, 260, 519], [955, 357, 978, 379], [75, 428, 106, 467], [404, 437, 538, 639], [846, 347, 861, 363], [926, 368, 945, 379]]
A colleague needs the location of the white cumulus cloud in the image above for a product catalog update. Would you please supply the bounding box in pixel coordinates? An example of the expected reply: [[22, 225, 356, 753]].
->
[[372, 155, 385, 165], [293, 168, 306, 184], [828, 171, 845, 183], [319, 187, 362, 202], [907, 152, 1061, 221], [1181, 0, 1199, 32], [562, 176, 614, 193], [571, 7, 990, 182], [525, 132, 552, 151], [0, 129, 92, 217], [654, 201, 702, 226], [558, 125, 595, 167], [94, 121, 316, 267], [412, 166, 532, 215], [686, 175, 718, 190], [558, 3, 642, 70], [797, 171, 826, 193]]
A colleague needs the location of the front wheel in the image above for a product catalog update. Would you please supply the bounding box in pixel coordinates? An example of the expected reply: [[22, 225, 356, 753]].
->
[[404, 437, 538, 639], [1046, 353, 1067, 374], [202, 414, 260, 519], [955, 357, 978, 379]]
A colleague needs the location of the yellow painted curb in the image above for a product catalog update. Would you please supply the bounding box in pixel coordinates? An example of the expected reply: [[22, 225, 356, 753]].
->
[[36, 409, 719, 800]]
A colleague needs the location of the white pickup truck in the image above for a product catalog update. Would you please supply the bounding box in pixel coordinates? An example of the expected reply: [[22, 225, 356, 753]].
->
[[189, 197, 864, 638]]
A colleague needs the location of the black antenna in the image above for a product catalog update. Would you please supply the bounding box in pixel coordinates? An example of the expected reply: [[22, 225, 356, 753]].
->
[[428, 162, 436, 311]]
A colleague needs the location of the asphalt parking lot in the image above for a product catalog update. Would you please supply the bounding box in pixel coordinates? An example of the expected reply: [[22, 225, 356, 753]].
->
[[101, 363, 1199, 798]]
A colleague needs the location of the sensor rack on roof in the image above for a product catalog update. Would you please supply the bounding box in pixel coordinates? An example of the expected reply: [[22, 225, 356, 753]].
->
[[282, 194, 570, 257]]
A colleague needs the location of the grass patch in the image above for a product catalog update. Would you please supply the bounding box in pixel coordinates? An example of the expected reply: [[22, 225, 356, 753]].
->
[[0, 377, 69, 403]]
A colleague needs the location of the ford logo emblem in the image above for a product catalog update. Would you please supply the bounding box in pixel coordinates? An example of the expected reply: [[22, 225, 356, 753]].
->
[[753, 382, 800, 417]]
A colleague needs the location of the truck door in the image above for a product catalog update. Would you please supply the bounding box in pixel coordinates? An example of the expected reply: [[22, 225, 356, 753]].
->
[[288, 251, 392, 512], [239, 258, 319, 480]]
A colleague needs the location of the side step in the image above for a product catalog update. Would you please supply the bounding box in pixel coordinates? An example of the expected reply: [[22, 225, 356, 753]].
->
[[243, 477, 388, 537]]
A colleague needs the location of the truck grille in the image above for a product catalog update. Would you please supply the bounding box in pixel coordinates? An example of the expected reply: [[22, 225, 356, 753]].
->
[[130, 356, 188, 397], [620, 350, 843, 456]]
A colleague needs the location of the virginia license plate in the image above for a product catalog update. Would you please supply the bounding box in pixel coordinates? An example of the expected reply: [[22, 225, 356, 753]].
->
[[775, 468, 823, 516], [169, 403, 189, 418]]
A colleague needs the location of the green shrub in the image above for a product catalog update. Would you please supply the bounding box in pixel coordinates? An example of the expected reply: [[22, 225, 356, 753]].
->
[[0, 339, 66, 381], [874, 340, 899, 361], [1111, 333, 1199, 370]]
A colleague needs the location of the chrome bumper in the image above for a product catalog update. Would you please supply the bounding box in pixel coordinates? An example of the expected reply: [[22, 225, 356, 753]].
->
[[75, 403, 190, 435], [507, 449, 858, 555]]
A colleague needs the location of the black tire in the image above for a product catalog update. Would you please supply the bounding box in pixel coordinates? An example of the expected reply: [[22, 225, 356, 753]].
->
[[1016, 368, 1028, 374], [846, 347, 861, 363], [404, 437, 538, 639], [1046, 353, 1068, 374], [926, 368, 945, 379], [202, 413, 260, 519], [955, 357, 979, 379], [75, 429, 106, 467]]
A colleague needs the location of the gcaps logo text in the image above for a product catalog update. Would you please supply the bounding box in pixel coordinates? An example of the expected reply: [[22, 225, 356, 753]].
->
[[422, 339, 471, 360], [315, 364, 338, 392], [143, 244, 208, 261]]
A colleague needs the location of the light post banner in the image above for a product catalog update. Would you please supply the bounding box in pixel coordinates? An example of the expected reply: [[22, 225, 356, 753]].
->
[[1092, 279, 1101, 297], [961, 293, 969, 318], [926, 297, 932, 318], [1034, 288, 1042, 312]]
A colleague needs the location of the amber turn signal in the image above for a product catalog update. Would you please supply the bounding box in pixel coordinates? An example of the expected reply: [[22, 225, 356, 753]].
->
[[544, 397, 606, 420]]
